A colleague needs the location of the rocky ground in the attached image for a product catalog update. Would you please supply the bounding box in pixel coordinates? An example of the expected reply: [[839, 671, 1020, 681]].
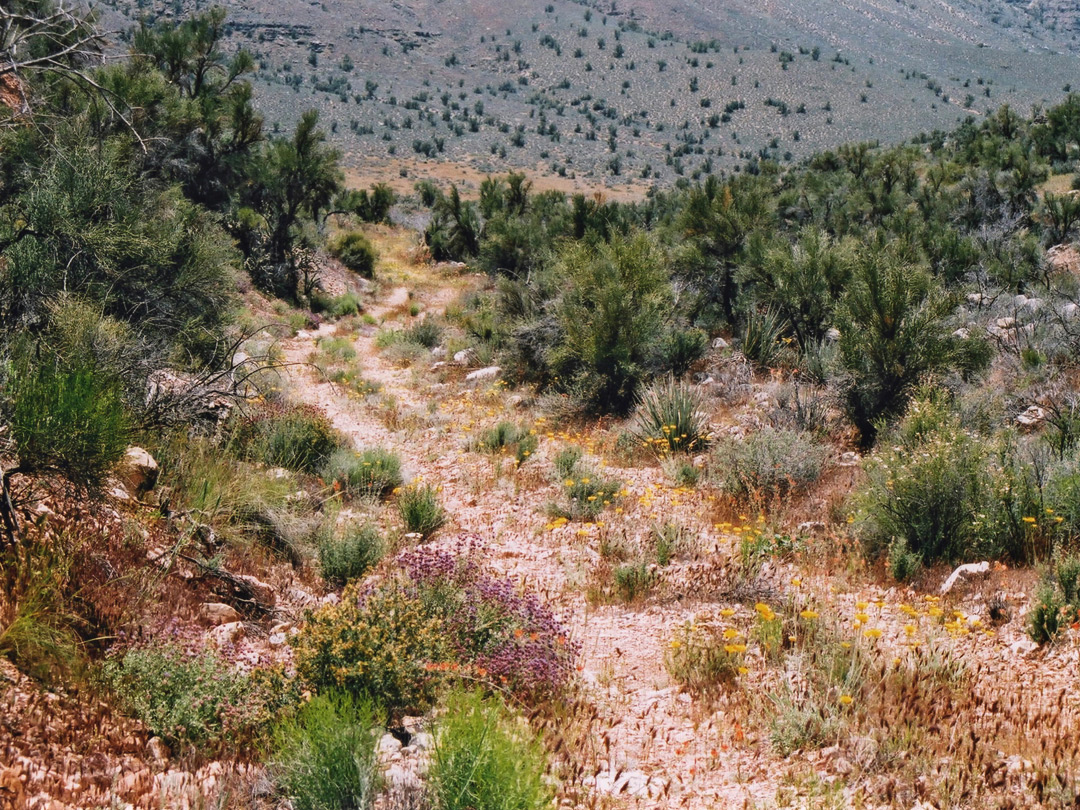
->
[[3, 227, 1079, 809]]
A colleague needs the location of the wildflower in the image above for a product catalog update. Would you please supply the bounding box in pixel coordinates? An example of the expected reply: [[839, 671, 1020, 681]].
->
[[724, 643, 747, 654], [791, 577, 802, 587], [719, 608, 736, 617], [839, 694, 853, 706], [1022, 516, 1036, 524], [800, 609, 819, 620], [722, 628, 740, 640], [863, 628, 883, 640]]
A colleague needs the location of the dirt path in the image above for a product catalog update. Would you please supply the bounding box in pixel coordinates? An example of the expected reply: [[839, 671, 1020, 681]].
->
[[278, 272, 782, 809]]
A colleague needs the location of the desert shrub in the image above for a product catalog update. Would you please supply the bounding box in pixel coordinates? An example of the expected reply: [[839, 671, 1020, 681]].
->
[[657, 327, 708, 377], [665, 620, 745, 693], [0, 540, 84, 684], [406, 319, 443, 348], [294, 547, 578, 712], [650, 521, 689, 565], [328, 292, 363, 318], [632, 376, 711, 454], [661, 455, 701, 487], [552, 446, 583, 480], [613, 561, 657, 602], [834, 250, 981, 447], [11, 359, 128, 486], [318, 523, 385, 585], [1029, 583, 1065, 645], [549, 232, 673, 414], [272, 691, 380, 810], [471, 422, 538, 464], [428, 689, 551, 810], [329, 231, 378, 278], [550, 472, 622, 521], [886, 537, 923, 583], [397, 483, 447, 537], [323, 447, 402, 498], [104, 643, 295, 750], [291, 581, 448, 716], [714, 427, 826, 502], [855, 400, 997, 566], [229, 403, 343, 474], [397, 545, 579, 702], [1027, 554, 1080, 644], [316, 336, 356, 361]]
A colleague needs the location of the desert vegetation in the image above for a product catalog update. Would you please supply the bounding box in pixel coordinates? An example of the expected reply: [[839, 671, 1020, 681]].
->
[[8, 3, 1080, 810]]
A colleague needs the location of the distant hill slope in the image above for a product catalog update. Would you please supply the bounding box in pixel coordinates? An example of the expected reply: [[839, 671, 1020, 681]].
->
[[99, 0, 1080, 191]]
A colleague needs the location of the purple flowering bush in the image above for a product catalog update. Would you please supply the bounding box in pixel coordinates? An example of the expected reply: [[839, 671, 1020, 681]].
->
[[292, 539, 579, 713], [397, 541, 579, 702]]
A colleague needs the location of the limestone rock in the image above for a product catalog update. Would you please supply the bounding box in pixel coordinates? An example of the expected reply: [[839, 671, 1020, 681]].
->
[[121, 447, 159, 497], [199, 602, 241, 626], [465, 366, 501, 382]]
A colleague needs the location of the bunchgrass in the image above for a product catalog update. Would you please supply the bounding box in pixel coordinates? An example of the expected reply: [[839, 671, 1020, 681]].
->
[[272, 691, 381, 810], [397, 483, 447, 537], [428, 689, 552, 810]]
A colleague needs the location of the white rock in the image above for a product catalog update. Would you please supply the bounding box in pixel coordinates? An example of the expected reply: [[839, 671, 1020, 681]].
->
[[385, 764, 422, 791], [825, 327, 841, 342], [199, 602, 241, 626], [210, 621, 245, 646], [1016, 405, 1046, 428], [453, 348, 476, 365], [378, 734, 403, 757], [465, 366, 501, 382], [1008, 638, 1039, 657], [411, 732, 434, 751], [711, 337, 730, 350], [146, 737, 169, 766], [940, 561, 990, 595], [430, 346, 447, 359], [268, 632, 287, 647]]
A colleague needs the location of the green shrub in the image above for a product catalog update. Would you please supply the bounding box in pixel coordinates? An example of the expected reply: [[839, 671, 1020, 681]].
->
[[552, 446, 583, 480], [834, 250, 977, 447], [1028, 583, 1064, 645], [658, 328, 708, 377], [887, 538, 923, 583], [104, 644, 295, 750], [12, 360, 128, 486], [398, 484, 447, 537], [551, 470, 622, 521], [472, 422, 538, 464], [613, 561, 657, 602], [549, 232, 673, 414], [328, 292, 363, 318], [272, 691, 380, 810], [855, 404, 995, 566], [715, 427, 826, 502], [317, 336, 356, 361], [406, 319, 443, 348], [428, 689, 552, 810], [230, 404, 343, 474], [291, 581, 448, 715], [632, 376, 711, 454], [329, 231, 378, 278], [318, 523, 385, 585], [323, 447, 403, 499]]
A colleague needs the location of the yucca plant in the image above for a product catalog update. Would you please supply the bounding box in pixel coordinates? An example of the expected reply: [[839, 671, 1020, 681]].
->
[[740, 307, 786, 370], [631, 376, 711, 455]]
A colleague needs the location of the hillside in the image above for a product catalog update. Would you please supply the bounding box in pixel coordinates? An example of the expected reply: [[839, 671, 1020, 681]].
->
[[96, 0, 1080, 192], [9, 4, 1080, 810]]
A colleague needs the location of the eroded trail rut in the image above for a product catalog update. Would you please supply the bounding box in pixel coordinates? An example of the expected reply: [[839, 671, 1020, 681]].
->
[[279, 276, 778, 809]]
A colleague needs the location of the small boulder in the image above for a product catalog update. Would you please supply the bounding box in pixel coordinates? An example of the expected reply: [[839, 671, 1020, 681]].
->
[[209, 621, 245, 647], [199, 602, 241, 626], [1016, 405, 1046, 428], [121, 447, 159, 497], [465, 366, 501, 383], [711, 336, 730, 350], [453, 348, 476, 366], [146, 737, 169, 767]]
